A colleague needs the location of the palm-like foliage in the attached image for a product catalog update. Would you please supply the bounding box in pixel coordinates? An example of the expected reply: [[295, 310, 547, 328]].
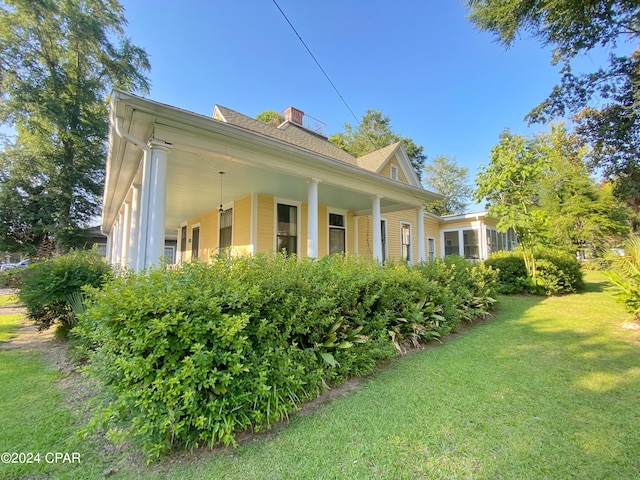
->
[[604, 236, 640, 320]]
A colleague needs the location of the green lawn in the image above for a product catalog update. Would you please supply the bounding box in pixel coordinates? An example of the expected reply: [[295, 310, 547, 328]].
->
[[1, 273, 639, 479]]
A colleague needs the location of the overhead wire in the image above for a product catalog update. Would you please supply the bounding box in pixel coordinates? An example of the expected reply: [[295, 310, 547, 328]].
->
[[271, 0, 359, 124]]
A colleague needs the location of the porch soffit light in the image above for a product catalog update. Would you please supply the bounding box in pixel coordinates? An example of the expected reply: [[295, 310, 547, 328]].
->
[[218, 171, 225, 213]]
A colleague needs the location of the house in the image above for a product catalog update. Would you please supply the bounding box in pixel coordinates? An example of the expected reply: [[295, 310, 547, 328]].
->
[[102, 90, 515, 271]]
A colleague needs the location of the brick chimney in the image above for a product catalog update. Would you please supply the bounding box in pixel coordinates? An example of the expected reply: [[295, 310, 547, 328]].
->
[[284, 106, 304, 125]]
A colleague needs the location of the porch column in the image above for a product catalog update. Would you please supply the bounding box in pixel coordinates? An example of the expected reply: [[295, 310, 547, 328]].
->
[[146, 140, 171, 268], [115, 212, 123, 265], [127, 184, 141, 269], [458, 230, 465, 258], [135, 148, 152, 272], [121, 200, 132, 268], [106, 230, 113, 264], [372, 195, 383, 262], [416, 207, 425, 263], [307, 178, 320, 258]]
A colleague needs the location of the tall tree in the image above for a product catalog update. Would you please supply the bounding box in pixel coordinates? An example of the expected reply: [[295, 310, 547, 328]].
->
[[422, 155, 473, 215], [0, 0, 150, 254], [474, 129, 547, 275], [536, 125, 630, 253], [465, 0, 640, 218], [475, 125, 630, 273], [329, 109, 426, 180]]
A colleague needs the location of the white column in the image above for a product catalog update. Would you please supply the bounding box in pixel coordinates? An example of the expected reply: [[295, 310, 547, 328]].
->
[[307, 178, 320, 258], [121, 201, 132, 268], [146, 140, 171, 268], [417, 207, 425, 263], [136, 149, 152, 272], [458, 230, 465, 258], [115, 213, 123, 265], [106, 230, 113, 264], [372, 195, 383, 262], [128, 184, 141, 270]]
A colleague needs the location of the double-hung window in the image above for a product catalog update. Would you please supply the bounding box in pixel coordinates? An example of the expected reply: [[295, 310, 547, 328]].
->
[[428, 238, 436, 261], [219, 208, 233, 251], [401, 223, 411, 262], [329, 213, 346, 254], [277, 203, 297, 255]]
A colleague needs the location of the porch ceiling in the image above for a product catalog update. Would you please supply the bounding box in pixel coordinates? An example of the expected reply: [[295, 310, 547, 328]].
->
[[162, 148, 403, 227], [104, 90, 442, 232]]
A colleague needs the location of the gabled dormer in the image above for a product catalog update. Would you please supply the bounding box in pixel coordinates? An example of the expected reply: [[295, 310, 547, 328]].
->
[[356, 142, 421, 187]]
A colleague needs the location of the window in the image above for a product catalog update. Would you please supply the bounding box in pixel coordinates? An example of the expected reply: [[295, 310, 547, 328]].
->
[[401, 223, 411, 262], [491, 230, 498, 253], [508, 228, 517, 251], [390, 164, 399, 180], [219, 208, 233, 250], [444, 231, 459, 256], [179, 225, 187, 262], [329, 213, 345, 254], [463, 229, 479, 259], [277, 203, 297, 255], [163, 246, 175, 264], [381, 219, 387, 263], [191, 226, 200, 259], [428, 238, 436, 261], [94, 243, 107, 258]]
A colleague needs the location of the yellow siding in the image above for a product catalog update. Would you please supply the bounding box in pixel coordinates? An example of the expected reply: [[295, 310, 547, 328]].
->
[[356, 216, 373, 258], [384, 210, 418, 261], [300, 202, 308, 256], [318, 205, 328, 256], [257, 194, 274, 253], [379, 155, 409, 184], [233, 195, 252, 256], [346, 211, 355, 253], [186, 208, 219, 261], [424, 215, 441, 259]]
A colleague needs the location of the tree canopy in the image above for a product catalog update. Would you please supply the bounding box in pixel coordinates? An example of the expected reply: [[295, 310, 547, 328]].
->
[[474, 124, 630, 272], [255, 110, 285, 127], [328, 109, 426, 180], [422, 155, 473, 216], [465, 0, 640, 218], [0, 0, 150, 255]]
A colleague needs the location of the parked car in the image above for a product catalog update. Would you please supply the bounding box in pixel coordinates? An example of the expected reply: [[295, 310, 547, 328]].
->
[[0, 259, 29, 271]]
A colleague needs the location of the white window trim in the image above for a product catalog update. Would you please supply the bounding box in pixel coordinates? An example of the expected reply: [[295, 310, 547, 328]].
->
[[217, 201, 234, 253], [400, 221, 413, 264], [381, 217, 388, 262], [163, 245, 176, 264], [274, 198, 302, 255], [390, 163, 399, 180], [327, 208, 348, 255], [428, 237, 436, 261], [178, 222, 188, 264], [190, 222, 201, 259]]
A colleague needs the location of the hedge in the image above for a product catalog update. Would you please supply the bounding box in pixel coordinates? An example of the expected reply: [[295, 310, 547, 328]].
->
[[75, 254, 497, 459], [485, 247, 583, 295]]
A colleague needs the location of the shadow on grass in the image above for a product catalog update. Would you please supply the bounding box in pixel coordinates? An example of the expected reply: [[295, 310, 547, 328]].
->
[[490, 294, 640, 474]]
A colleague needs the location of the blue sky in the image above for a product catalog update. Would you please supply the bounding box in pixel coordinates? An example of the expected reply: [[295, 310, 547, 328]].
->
[[118, 1, 596, 194]]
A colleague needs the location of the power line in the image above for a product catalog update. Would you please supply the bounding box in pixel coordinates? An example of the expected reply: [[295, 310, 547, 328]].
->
[[271, 0, 359, 123]]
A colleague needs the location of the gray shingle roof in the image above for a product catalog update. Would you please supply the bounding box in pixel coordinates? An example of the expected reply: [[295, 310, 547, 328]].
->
[[356, 142, 401, 172], [213, 105, 359, 166]]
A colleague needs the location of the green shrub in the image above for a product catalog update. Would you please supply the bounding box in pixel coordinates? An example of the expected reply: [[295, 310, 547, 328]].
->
[[75, 254, 497, 460], [18, 250, 113, 332], [0, 268, 25, 288], [485, 251, 529, 294], [414, 256, 498, 329], [532, 246, 584, 295], [485, 247, 583, 296], [603, 236, 640, 320]]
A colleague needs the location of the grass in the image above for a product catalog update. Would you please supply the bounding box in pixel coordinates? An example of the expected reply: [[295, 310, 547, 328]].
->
[[1, 273, 640, 479], [0, 294, 18, 307]]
